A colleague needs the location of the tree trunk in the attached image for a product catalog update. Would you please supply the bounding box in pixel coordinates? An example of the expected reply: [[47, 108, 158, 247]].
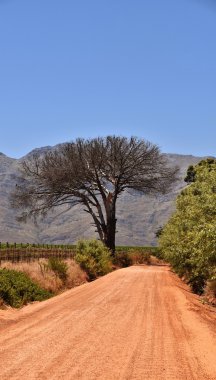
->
[[104, 216, 117, 254], [84, 191, 117, 254], [104, 192, 117, 254]]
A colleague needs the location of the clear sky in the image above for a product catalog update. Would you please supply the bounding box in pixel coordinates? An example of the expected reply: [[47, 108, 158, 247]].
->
[[0, 0, 215, 158]]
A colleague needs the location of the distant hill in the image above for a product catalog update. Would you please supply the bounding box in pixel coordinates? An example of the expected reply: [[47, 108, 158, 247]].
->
[[0, 147, 206, 246]]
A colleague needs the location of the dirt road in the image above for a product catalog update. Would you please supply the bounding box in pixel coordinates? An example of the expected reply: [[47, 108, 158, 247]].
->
[[0, 265, 216, 380]]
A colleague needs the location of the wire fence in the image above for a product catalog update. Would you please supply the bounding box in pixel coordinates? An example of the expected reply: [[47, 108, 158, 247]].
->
[[0, 242, 159, 263], [0, 245, 76, 264]]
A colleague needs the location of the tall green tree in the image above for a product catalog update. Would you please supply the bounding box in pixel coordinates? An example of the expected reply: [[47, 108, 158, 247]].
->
[[159, 159, 216, 293]]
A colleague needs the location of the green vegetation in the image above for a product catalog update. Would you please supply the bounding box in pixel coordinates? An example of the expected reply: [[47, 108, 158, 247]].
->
[[47, 257, 68, 283], [113, 251, 133, 267], [0, 268, 52, 308], [75, 239, 112, 280], [128, 249, 151, 265], [0, 240, 159, 308], [116, 246, 158, 254], [113, 249, 151, 267], [159, 159, 216, 294]]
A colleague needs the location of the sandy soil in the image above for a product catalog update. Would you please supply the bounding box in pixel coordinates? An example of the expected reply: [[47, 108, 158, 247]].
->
[[0, 265, 216, 380]]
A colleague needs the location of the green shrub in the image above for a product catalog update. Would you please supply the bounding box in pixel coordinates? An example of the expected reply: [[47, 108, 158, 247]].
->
[[75, 239, 112, 280], [113, 251, 133, 268], [159, 159, 216, 295], [150, 248, 163, 259], [128, 250, 151, 265], [113, 249, 151, 267], [0, 268, 52, 308], [188, 274, 206, 295], [48, 257, 68, 283]]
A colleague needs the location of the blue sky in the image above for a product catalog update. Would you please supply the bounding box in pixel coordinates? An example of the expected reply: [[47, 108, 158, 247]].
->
[[0, 0, 215, 158]]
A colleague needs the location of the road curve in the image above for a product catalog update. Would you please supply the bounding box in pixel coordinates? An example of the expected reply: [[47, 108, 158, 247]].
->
[[0, 265, 216, 380]]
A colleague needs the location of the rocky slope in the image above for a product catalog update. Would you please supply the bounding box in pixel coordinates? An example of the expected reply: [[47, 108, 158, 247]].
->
[[0, 149, 205, 246]]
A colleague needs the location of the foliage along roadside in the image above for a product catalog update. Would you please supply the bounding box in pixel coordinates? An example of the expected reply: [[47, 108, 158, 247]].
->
[[0, 240, 113, 308], [75, 239, 113, 280], [0, 268, 52, 308], [159, 159, 216, 296], [0, 240, 158, 308], [75, 239, 156, 279]]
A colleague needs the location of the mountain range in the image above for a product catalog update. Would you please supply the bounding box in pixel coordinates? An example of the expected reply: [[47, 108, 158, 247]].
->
[[0, 148, 206, 246]]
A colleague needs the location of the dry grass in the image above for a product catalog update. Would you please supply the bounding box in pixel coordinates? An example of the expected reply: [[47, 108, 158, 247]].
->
[[0, 259, 87, 293], [204, 280, 216, 306], [128, 250, 151, 265]]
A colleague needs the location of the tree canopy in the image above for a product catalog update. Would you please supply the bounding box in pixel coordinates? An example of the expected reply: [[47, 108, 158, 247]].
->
[[159, 158, 216, 293], [11, 136, 179, 252]]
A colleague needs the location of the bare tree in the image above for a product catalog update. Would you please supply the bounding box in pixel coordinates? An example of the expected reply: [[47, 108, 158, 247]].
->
[[11, 136, 179, 252]]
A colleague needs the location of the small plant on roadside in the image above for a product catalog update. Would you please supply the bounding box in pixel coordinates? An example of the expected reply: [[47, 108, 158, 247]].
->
[[112, 251, 133, 268], [38, 261, 50, 276], [0, 268, 52, 308], [113, 249, 151, 267], [1, 259, 87, 294], [75, 239, 112, 280], [47, 257, 68, 283], [128, 250, 151, 265]]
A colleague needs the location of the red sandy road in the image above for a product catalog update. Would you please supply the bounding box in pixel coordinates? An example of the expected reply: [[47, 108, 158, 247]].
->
[[0, 265, 216, 380]]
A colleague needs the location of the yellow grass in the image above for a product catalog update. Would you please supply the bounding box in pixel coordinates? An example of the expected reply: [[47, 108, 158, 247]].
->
[[0, 259, 87, 293]]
